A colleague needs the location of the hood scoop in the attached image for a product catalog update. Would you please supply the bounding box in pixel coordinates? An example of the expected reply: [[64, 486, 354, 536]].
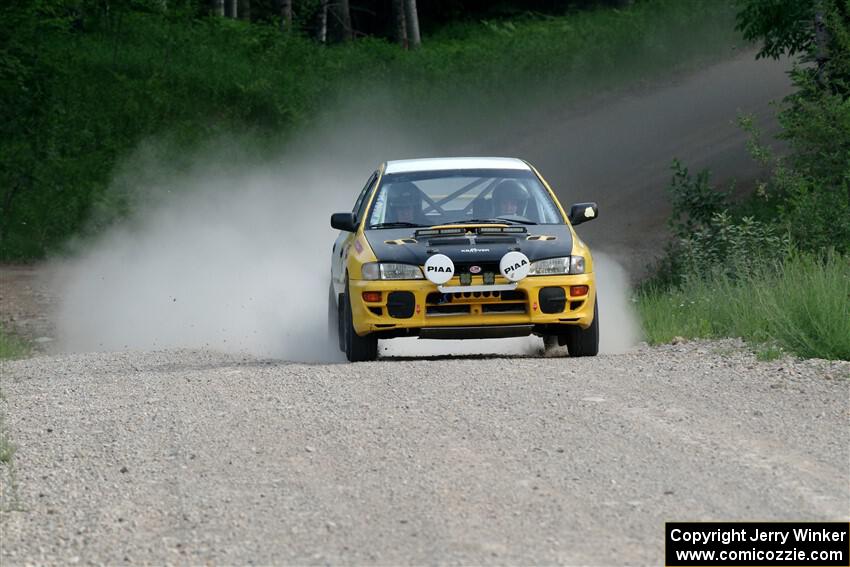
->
[[425, 235, 520, 246], [527, 235, 557, 241], [475, 236, 519, 244], [427, 237, 470, 246], [384, 238, 418, 245]]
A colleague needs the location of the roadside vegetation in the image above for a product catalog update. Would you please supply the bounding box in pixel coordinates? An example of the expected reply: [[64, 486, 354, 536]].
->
[[639, 252, 850, 361], [0, 327, 30, 361], [0, 0, 738, 260], [639, 0, 850, 361], [0, 338, 23, 507], [0, 393, 21, 511], [0, 415, 14, 465]]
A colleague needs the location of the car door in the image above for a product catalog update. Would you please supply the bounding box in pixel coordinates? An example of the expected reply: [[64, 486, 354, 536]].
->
[[331, 171, 378, 295]]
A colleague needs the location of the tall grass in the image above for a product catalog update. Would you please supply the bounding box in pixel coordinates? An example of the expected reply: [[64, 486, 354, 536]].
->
[[638, 252, 850, 360]]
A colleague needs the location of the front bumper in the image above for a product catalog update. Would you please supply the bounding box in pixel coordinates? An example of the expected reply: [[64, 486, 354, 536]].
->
[[348, 273, 596, 337]]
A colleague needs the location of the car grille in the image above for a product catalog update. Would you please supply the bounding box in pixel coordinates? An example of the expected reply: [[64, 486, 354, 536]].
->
[[424, 289, 527, 317]]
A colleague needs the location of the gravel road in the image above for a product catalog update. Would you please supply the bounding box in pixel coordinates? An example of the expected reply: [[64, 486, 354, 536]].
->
[[2, 341, 848, 565]]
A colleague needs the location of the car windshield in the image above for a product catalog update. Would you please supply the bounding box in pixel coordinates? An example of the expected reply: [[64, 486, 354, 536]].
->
[[367, 169, 564, 228]]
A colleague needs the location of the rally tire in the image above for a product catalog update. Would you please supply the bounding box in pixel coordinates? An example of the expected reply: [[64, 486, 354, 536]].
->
[[337, 298, 346, 352], [565, 299, 599, 357], [343, 283, 378, 362], [328, 281, 340, 349]]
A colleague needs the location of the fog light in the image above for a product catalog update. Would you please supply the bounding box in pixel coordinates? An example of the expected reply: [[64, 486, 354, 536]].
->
[[570, 285, 589, 297], [362, 291, 382, 302]]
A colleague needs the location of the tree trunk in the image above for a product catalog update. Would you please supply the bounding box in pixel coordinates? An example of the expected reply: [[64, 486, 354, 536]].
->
[[393, 0, 407, 48], [238, 0, 250, 20], [317, 0, 328, 43], [336, 0, 352, 41], [224, 0, 237, 18], [404, 0, 420, 49], [213, 0, 224, 17], [280, 0, 292, 31]]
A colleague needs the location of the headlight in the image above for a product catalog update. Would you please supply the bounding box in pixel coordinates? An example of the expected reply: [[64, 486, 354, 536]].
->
[[361, 262, 424, 280], [528, 256, 585, 275]]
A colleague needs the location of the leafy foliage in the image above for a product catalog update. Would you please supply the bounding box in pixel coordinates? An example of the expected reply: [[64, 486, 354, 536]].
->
[[650, 162, 788, 287], [735, 0, 816, 59], [737, 71, 850, 254], [677, 212, 790, 281], [666, 159, 729, 239]]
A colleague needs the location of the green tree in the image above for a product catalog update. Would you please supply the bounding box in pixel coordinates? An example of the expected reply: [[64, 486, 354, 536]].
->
[[736, 0, 817, 58], [736, 0, 850, 253]]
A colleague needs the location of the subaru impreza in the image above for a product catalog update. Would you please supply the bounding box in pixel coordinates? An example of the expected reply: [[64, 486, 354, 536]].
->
[[329, 157, 599, 362]]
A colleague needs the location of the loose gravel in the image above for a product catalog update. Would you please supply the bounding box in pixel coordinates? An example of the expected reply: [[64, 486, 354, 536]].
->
[[1, 340, 848, 565]]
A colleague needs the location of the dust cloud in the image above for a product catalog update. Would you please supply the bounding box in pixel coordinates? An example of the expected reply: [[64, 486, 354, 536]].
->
[[53, 133, 640, 361], [55, 160, 355, 362]]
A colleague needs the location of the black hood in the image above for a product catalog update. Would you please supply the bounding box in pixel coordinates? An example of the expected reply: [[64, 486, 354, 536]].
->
[[364, 225, 574, 268]]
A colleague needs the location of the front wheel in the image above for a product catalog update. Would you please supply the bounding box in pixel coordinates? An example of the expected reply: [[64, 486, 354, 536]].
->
[[564, 299, 599, 357], [328, 281, 340, 350], [342, 283, 378, 362]]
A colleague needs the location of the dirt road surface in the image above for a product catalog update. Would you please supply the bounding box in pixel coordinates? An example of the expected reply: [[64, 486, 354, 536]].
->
[[1, 345, 848, 565]]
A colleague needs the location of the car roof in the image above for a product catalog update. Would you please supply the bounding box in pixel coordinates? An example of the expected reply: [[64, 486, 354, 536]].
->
[[384, 157, 531, 174]]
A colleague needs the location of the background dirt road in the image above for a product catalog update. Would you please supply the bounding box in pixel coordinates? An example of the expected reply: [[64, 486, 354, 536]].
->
[[500, 51, 793, 275]]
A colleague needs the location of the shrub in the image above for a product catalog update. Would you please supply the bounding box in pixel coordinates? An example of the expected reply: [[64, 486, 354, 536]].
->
[[773, 86, 850, 253], [678, 211, 791, 281], [650, 161, 789, 287], [667, 159, 729, 240]]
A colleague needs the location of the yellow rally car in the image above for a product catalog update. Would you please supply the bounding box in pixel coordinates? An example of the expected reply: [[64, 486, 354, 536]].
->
[[328, 157, 599, 362]]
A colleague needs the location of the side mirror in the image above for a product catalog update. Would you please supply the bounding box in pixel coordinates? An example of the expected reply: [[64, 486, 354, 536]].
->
[[568, 202, 598, 226], [331, 212, 358, 232]]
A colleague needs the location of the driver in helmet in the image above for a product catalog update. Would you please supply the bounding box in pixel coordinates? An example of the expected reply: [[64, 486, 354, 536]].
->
[[386, 182, 424, 224], [492, 179, 529, 216]]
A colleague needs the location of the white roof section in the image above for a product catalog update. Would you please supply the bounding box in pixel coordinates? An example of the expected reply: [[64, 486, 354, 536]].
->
[[384, 157, 531, 174]]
